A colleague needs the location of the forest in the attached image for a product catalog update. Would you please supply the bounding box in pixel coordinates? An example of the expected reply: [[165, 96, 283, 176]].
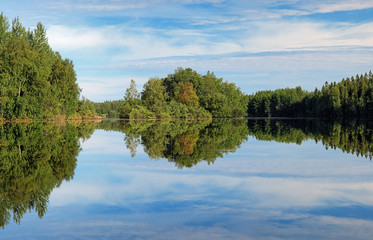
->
[[0, 14, 96, 121], [96, 70, 373, 120], [93, 100, 124, 119], [247, 71, 373, 119], [115, 68, 249, 119]]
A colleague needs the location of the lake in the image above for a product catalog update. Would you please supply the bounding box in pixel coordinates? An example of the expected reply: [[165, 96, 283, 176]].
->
[[1, 119, 373, 240]]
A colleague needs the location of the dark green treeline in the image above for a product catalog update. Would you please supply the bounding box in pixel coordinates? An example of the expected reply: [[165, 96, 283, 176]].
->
[[247, 71, 373, 119], [0, 122, 95, 228], [93, 100, 124, 118], [0, 14, 96, 120]]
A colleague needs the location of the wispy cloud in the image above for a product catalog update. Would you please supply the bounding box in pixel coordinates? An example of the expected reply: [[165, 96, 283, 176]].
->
[[307, 1, 373, 14]]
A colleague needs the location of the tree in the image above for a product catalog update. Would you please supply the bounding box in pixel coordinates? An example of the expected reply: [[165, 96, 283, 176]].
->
[[124, 79, 139, 106], [0, 14, 94, 120], [119, 102, 131, 119], [177, 82, 199, 107], [141, 77, 168, 114]]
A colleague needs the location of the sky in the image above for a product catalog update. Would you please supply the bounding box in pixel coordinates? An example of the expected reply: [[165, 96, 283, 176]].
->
[[2, 0, 373, 101]]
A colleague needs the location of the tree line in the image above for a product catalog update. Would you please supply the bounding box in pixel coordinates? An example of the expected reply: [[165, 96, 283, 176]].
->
[[116, 68, 248, 119], [96, 70, 372, 120], [0, 14, 97, 121], [93, 100, 124, 118], [247, 71, 373, 119]]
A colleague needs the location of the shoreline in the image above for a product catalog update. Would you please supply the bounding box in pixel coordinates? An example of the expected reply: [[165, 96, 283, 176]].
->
[[0, 116, 102, 124]]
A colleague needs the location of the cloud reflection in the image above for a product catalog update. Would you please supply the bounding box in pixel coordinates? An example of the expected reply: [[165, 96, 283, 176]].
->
[[14, 128, 370, 239]]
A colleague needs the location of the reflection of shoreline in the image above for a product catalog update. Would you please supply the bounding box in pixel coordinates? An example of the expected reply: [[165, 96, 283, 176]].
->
[[0, 117, 102, 125], [48, 127, 373, 240], [97, 118, 373, 160], [247, 119, 373, 160], [0, 122, 97, 228], [96, 119, 249, 168]]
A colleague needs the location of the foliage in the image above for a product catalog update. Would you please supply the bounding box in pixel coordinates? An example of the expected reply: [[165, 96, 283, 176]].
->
[[0, 14, 95, 120], [165, 68, 248, 118], [116, 68, 247, 119], [177, 81, 199, 107], [247, 71, 373, 119], [124, 79, 140, 106], [93, 100, 124, 118], [141, 77, 168, 115]]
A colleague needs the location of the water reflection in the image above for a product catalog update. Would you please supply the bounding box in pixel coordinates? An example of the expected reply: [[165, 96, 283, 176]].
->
[[98, 118, 373, 163], [122, 120, 249, 168], [1, 118, 373, 237], [0, 122, 95, 228], [246, 119, 373, 160]]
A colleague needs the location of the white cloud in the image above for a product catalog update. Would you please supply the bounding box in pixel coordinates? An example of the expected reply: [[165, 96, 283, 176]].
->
[[47, 25, 122, 51], [232, 0, 373, 19], [245, 20, 373, 52], [310, 1, 373, 14]]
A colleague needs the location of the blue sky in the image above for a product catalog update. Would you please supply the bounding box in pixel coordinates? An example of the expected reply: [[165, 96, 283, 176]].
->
[[2, 0, 373, 101]]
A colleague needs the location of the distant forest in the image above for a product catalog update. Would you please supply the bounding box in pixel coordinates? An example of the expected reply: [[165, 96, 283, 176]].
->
[[247, 71, 373, 119], [0, 14, 96, 121]]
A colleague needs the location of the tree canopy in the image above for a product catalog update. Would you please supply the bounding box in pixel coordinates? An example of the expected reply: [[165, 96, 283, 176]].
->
[[118, 68, 248, 119], [0, 14, 96, 121]]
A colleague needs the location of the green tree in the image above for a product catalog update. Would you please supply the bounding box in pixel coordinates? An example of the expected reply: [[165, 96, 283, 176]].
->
[[141, 77, 168, 115], [0, 14, 93, 120], [124, 79, 139, 106]]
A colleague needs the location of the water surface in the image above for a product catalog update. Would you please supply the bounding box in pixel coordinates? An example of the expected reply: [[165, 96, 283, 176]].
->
[[1, 119, 373, 239]]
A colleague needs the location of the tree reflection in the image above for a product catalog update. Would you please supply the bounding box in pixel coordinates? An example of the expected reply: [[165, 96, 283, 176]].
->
[[0, 122, 95, 228], [107, 118, 373, 166], [118, 120, 249, 168], [4, 118, 370, 229], [247, 119, 373, 160]]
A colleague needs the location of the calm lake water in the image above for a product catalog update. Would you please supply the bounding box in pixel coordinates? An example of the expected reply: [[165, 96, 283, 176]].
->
[[1, 119, 373, 240]]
